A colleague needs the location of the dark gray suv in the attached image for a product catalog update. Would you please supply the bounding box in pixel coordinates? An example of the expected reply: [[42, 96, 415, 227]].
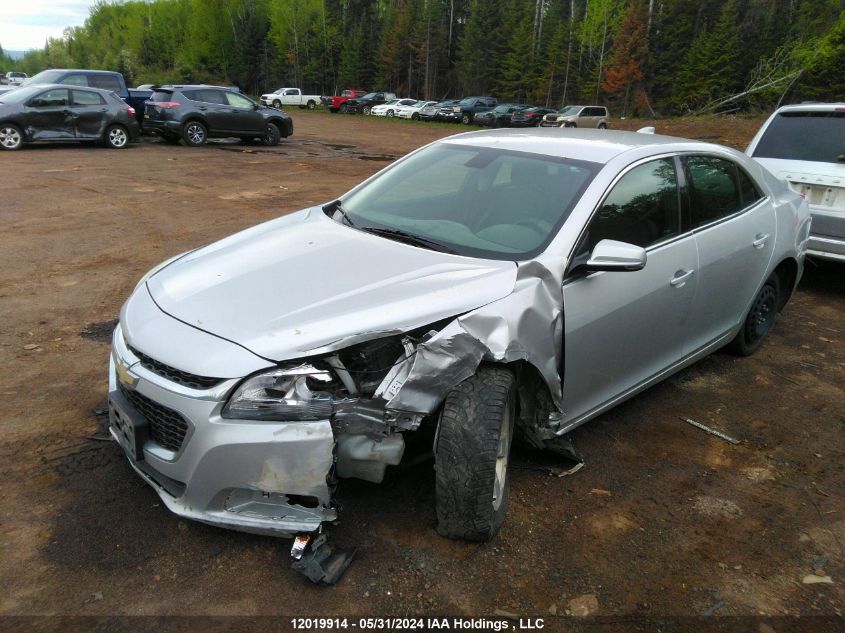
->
[[143, 85, 293, 146]]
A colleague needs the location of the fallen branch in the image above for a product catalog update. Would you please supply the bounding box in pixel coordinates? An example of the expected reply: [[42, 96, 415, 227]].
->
[[679, 417, 740, 445]]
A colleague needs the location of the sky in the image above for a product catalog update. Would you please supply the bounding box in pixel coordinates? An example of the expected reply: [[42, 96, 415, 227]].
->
[[0, 0, 97, 51]]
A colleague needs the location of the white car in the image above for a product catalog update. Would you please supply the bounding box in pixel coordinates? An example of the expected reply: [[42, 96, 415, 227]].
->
[[6, 72, 27, 86], [396, 100, 437, 120], [370, 99, 417, 117], [260, 87, 320, 110], [747, 103, 845, 262]]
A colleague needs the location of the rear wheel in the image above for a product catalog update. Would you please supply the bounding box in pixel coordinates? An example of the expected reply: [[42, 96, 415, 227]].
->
[[339, 103, 348, 114], [262, 122, 281, 146], [728, 273, 781, 356], [363, 106, 372, 115], [0, 123, 23, 150], [461, 113, 471, 124], [104, 124, 129, 149], [182, 120, 207, 147], [435, 366, 516, 542], [598, 122, 608, 129], [307, 100, 316, 110]]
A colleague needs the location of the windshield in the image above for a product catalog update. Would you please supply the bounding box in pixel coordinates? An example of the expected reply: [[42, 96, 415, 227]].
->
[[339, 144, 599, 260], [493, 105, 511, 113], [0, 86, 45, 104], [360, 92, 377, 100], [22, 70, 63, 86], [753, 111, 845, 164], [558, 106, 581, 115]]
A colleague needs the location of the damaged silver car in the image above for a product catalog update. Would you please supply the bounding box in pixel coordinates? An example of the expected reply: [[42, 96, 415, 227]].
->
[[110, 128, 810, 549]]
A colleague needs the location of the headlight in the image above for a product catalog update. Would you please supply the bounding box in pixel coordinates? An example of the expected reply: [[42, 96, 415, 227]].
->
[[222, 364, 336, 421]]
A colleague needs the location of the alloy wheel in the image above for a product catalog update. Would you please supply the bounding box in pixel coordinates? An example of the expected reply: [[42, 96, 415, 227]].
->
[[186, 123, 205, 145], [0, 126, 22, 150], [491, 399, 512, 512], [108, 127, 128, 148]]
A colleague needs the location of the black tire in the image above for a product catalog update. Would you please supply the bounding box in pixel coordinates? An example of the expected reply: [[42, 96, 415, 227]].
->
[[273, 99, 282, 108], [104, 124, 129, 149], [435, 366, 516, 542], [339, 103, 348, 114], [307, 100, 316, 110], [411, 113, 419, 120], [262, 122, 281, 146], [0, 123, 24, 150], [363, 106, 372, 115], [182, 120, 207, 147], [728, 273, 781, 356], [387, 109, 394, 117], [598, 122, 608, 129], [461, 113, 471, 125]]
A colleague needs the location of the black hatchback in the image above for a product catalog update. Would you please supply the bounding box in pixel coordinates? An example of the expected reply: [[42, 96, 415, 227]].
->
[[0, 84, 139, 150], [143, 86, 293, 146]]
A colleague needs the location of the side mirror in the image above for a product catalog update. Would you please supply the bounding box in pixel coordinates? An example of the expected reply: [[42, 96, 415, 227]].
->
[[586, 239, 647, 272]]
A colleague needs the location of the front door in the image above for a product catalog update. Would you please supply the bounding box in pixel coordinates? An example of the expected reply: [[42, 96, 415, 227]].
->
[[25, 88, 74, 140], [221, 91, 264, 134], [562, 156, 698, 425]]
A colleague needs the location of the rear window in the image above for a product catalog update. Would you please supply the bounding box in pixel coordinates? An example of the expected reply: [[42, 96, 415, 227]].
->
[[89, 74, 122, 92], [753, 111, 845, 164]]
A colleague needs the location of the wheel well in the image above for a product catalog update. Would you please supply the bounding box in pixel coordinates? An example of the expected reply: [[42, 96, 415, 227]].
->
[[772, 257, 798, 311], [183, 117, 207, 129]]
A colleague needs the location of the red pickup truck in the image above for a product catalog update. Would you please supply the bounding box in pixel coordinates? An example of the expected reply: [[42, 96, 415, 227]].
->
[[324, 89, 368, 113]]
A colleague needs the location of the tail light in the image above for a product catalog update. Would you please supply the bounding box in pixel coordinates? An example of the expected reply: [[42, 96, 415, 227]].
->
[[126, 106, 136, 117], [148, 101, 180, 109]]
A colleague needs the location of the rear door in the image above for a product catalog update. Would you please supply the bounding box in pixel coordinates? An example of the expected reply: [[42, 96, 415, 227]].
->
[[71, 89, 109, 138], [683, 154, 775, 350], [562, 156, 698, 424], [184, 89, 229, 132], [25, 88, 75, 139]]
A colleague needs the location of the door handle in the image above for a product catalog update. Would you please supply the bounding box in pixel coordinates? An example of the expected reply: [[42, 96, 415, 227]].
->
[[752, 233, 770, 249], [670, 269, 695, 288], [198, 106, 207, 111]]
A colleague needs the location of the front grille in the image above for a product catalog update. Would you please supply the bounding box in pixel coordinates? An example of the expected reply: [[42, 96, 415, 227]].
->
[[119, 383, 189, 453], [129, 345, 222, 390]]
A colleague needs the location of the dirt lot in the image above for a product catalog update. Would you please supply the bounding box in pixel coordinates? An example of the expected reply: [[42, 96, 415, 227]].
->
[[0, 112, 843, 626]]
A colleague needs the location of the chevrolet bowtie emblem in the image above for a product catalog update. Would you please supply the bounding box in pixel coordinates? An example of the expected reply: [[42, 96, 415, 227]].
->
[[116, 357, 139, 388]]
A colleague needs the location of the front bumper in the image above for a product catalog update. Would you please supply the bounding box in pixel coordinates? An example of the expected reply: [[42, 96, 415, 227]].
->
[[108, 326, 336, 537], [806, 206, 845, 262], [438, 111, 462, 122]]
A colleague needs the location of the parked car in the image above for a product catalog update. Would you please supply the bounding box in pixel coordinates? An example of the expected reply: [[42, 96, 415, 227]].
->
[[324, 89, 368, 113], [442, 95, 498, 124], [6, 71, 27, 86], [424, 99, 457, 121], [397, 100, 437, 120], [473, 103, 529, 127], [371, 98, 417, 117], [0, 84, 139, 150], [109, 129, 808, 558], [511, 106, 557, 127], [260, 87, 320, 110], [344, 91, 398, 115], [541, 105, 609, 128], [0, 69, 152, 126], [747, 102, 845, 262], [142, 85, 292, 146], [0, 72, 7, 85]]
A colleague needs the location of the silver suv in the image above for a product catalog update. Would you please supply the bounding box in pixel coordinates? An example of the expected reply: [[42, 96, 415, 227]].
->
[[747, 103, 845, 262], [541, 105, 609, 128]]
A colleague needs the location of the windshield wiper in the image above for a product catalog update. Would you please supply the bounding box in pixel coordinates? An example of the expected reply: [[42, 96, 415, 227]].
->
[[360, 227, 457, 254], [322, 199, 354, 227]]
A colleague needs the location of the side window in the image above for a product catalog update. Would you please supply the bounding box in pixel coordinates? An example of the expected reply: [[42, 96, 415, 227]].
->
[[225, 92, 254, 108], [737, 168, 764, 207], [60, 74, 89, 87], [582, 158, 680, 252], [29, 88, 70, 107], [285, 89, 297, 96], [683, 155, 744, 228], [72, 90, 105, 106], [89, 75, 121, 92], [197, 89, 226, 104]]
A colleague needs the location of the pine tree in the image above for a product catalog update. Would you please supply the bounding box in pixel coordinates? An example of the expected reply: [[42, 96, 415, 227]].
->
[[601, 0, 648, 116]]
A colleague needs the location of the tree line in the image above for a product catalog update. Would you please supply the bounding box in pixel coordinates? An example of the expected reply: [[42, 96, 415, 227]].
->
[[1, 0, 843, 116]]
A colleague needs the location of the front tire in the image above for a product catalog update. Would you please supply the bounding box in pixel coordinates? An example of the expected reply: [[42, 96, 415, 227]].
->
[[339, 104, 348, 114], [387, 109, 394, 117], [435, 366, 516, 542], [182, 120, 207, 147], [411, 113, 419, 120], [104, 124, 129, 149], [461, 113, 471, 125], [0, 123, 23, 150], [728, 273, 781, 356], [363, 106, 372, 115], [598, 122, 608, 129], [307, 100, 316, 110], [262, 122, 281, 146], [273, 99, 282, 108]]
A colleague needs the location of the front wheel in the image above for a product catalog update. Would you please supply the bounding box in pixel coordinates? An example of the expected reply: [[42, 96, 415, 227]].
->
[[104, 124, 129, 149], [411, 113, 419, 120], [598, 122, 608, 129], [0, 123, 23, 150], [273, 99, 282, 109], [339, 104, 348, 114], [307, 100, 316, 110], [182, 121, 207, 147], [435, 366, 516, 542], [363, 106, 371, 115], [386, 110, 394, 117], [461, 113, 471, 125], [262, 122, 281, 146], [728, 273, 781, 356]]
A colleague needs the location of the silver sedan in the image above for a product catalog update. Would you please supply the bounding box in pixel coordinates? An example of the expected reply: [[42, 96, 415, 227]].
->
[[110, 128, 810, 544]]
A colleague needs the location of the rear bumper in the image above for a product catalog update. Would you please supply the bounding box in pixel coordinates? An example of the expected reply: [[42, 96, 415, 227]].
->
[[143, 119, 182, 136], [807, 207, 845, 262]]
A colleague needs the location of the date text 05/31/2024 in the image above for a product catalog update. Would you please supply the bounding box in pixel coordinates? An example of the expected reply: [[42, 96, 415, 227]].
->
[[290, 618, 546, 630]]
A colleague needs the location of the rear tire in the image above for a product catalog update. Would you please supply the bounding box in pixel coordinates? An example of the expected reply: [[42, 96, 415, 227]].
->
[[727, 273, 781, 356], [262, 122, 281, 146], [182, 120, 207, 147], [307, 100, 316, 110], [363, 106, 372, 115], [435, 366, 516, 542], [0, 123, 23, 150], [461, 113, 471, 125], [104, 124, 129, 149], [598, 122, 608, 129], [339, 103, 348, 114]]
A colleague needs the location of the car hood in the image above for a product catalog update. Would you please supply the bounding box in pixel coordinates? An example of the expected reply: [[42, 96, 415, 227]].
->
[[144, 208, 518, 361]]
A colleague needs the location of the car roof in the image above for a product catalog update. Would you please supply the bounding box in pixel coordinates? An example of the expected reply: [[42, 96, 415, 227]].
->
[[43, 69, 118, 75], [442, 128, 720, 164], [775, 102, 845, 113]]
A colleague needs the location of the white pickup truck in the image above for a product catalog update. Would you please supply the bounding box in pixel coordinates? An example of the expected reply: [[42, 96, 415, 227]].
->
[[260, 88, 320, 109]]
